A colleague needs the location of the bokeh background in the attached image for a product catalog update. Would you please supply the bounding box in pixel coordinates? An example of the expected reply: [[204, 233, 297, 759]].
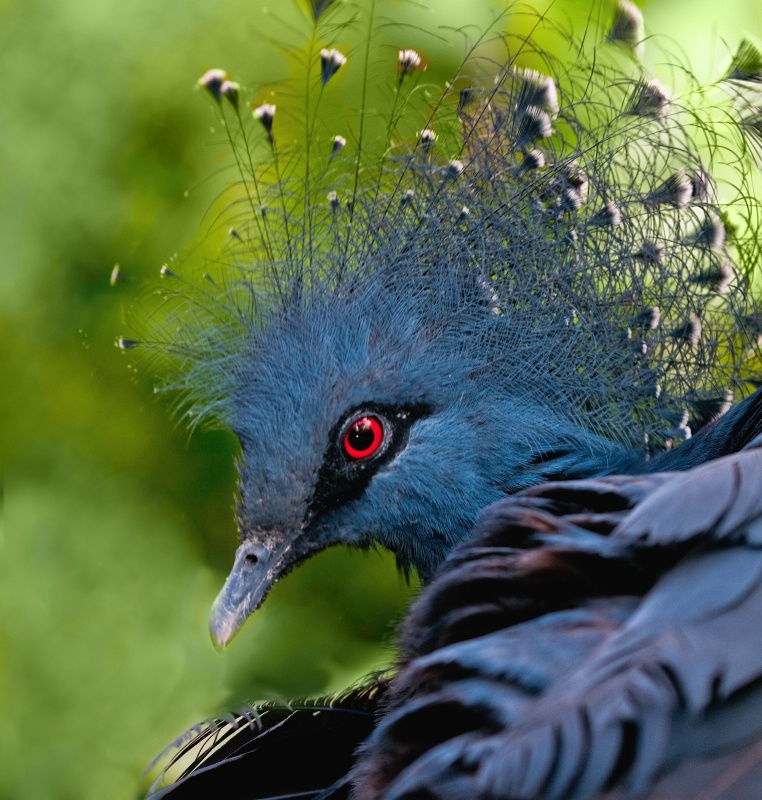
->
[[1, 0, 761, 798]]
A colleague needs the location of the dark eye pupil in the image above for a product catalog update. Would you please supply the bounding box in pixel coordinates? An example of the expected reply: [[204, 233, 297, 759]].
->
[[349, 423, 374, 451]]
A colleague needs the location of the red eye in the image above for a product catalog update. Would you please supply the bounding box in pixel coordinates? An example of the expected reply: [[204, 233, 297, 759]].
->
[[343, 415, 384, 460]]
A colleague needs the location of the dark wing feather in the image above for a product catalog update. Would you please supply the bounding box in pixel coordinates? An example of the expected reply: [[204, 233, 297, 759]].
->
[[147, 683, 383, 800], [617, 447, 762, 546], [354, 438, 762, 800], [647, 386, 762, 471]]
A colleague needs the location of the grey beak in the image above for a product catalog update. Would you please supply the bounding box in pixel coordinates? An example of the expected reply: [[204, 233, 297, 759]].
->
[[209, 538, 292, 648]]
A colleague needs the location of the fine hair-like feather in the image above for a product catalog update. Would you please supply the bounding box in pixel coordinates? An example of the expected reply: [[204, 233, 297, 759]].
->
[[130, 0, 762, 458]]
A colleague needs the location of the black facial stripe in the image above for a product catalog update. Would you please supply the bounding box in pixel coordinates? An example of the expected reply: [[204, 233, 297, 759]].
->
[[307, 403, 430, 518]]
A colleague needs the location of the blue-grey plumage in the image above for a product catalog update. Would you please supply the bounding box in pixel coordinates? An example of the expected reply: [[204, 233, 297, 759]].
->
[[133, 0, 762, 650], [208, 271, 640, 644]]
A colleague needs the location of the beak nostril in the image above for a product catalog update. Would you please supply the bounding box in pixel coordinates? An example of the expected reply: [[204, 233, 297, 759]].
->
[[244, 553, 259, 566]]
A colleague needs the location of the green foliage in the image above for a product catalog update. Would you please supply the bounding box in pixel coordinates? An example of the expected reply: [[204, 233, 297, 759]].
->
[[1, 0, 761, 798]]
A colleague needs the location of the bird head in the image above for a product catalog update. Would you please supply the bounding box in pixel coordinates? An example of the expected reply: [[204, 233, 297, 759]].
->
[[133, 3, 762, 649], [207, 270, 633, 647]]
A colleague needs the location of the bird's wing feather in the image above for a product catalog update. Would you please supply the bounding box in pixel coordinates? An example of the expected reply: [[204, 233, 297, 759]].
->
[[147, 683, 382, 799], [356, 442, 762, 799], [647, 383, 762, 470]]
